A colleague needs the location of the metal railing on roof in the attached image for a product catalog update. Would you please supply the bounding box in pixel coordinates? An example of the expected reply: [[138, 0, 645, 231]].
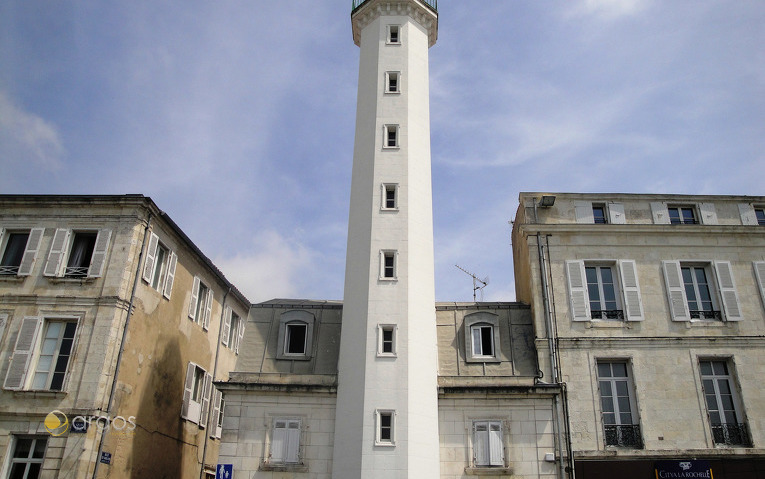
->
[[352, 0, 437, 14]]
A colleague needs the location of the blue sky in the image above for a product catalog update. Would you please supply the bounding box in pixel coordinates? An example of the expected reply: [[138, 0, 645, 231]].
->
[[2, 1, 763, 303]]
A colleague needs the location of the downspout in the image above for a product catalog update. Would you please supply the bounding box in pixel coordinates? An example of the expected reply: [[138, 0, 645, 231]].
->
[[92, 213, 153, 479], [199, 287, 230, 479], [536, 233, 574, 479]]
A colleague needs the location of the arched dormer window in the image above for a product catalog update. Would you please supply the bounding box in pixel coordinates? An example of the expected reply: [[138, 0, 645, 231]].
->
[[463, 312, 501, 363], [276, 310, 315, 361]]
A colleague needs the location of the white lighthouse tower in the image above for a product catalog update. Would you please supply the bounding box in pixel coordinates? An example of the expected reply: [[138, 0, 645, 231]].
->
[[333, 1, 439, 478]]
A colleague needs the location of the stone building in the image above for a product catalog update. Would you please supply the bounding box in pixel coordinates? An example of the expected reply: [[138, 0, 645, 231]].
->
[[512, 192, 765, 478], [0, 194, 250, 478], [217, 300, 559, 479]]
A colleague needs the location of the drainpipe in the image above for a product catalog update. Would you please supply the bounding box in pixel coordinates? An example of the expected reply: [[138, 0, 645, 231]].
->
[[92, 213, 153, 479], [535, 233, 574, 479], [199, 287, 230, 479]]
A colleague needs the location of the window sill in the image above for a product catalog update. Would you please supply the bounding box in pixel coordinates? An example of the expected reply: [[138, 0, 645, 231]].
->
[[46, 276, 96, 284], [0, 275, 25, 282], [384, 91, 401, 95], [465, 466, 513, 476], [11, 389, 67, 399], [466, 356, 501, 364], [685, 320, 728, 328], [382, 146, 400, 150], [374, 441, 396, 447], [376, 353, 397, 359], [585, 321, 629, 329], [260, 462, 308, 472]]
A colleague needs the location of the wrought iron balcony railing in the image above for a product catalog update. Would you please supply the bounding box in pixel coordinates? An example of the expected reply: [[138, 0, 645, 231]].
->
[[604, 425, 643, 448], [64, 266, 89, 278], [352, 0, 437, 13], [591, 309, 624, 320], [711, 423, 752, 447], [0, 265, 20, 275], [690, 310, 722, 320]]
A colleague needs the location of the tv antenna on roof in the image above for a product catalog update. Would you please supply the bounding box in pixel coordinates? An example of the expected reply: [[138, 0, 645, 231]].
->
[[455, 264, 489, 302]]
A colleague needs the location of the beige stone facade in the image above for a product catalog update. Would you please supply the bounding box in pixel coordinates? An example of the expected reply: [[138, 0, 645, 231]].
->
[[217, 300, 559, 478], [512, 192, 765, 477], [0, 195, 249, 478]]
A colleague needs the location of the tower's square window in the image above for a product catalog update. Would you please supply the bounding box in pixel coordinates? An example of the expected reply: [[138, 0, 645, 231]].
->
[[387, 25, 400, 44]]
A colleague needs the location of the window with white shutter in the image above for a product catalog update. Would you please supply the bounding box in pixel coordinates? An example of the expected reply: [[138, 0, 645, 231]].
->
[[662, 261, 740, 322], [189, 277, 212, 330], [271, 419, 301, 463], [181, 362, 208, 424], [143, 232, 177, 299], [754, 262, 765, 311], [0, 228, 44, 276], [4, 317, 43, 390], [43, 229, 111, 278], [210, 389, 224, 439], [567, 260, 643, 322], [473, 420, 504, 467]]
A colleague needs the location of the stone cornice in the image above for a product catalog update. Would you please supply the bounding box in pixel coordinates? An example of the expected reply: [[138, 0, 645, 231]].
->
[[518, 223, 765, 238], [551, 335, 765, 350], [351, 0, 438, 47]]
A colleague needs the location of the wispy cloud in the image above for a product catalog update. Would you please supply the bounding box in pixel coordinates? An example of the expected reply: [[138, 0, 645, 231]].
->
[[0, 91, 64, 171]]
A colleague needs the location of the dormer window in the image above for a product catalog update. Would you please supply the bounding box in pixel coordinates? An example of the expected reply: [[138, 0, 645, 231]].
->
[[464, 312, 501, 363], [668, 206, 697, 224], [592, 205, 607, 224], [276, 310, 315, 360]]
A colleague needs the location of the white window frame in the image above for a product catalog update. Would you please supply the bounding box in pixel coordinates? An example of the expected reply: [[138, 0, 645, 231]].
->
[[142, 232, 177, 299], [472, 420, 505, 467], [755, 207, 765, 226], [0, 228, 44, 277], [381, 183, 399, 211], [188, 277, 213, 330], [3, 316, 80, 392], [662, 261, 741, 322], [698, 358, 749, 446], [464, 312, 501, 363], [651, 203, 717, 225], [377, 324, 397, 357], [385, 71, 401, 93], [270, 418, 302, 464], [375, 409, 396, 446], [596, 360, 642, 447], [5, 435, 47, 479], [383, 124, 399, 149], [181, 362, 212, 426], [566, 260, 644, 322], [386, 24, 401, 44], [44, 228, 111, 278], [276, 311, 315, 361], [379, 250, 397, 280]]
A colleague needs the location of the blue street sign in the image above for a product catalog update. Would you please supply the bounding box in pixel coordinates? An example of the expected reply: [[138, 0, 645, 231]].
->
[[100, 452, 112, 464], [216, 464, 233, 479]]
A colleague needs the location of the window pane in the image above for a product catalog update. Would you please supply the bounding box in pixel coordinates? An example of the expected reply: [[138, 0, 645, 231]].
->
[[700, 361, 712, 376], [13, 438, 32, 458], [601, 397, 614, 413], [480, 326, 493, 356], [599, 380, 612, 396], [713, 361, 728, 375], [32, 439, 46, 458], [615, 381, 629, 397], [1, 233, 29, 268], [612, 363, 627, 377], [597, 363, 611, 378]]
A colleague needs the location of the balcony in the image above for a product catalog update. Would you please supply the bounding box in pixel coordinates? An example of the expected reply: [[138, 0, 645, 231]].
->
[[604, 425, 643, 448], [591, 309, 624, 320], [352, 0, 437, 13], [690, 310, 722, 320], [711, 423, 752, 447]]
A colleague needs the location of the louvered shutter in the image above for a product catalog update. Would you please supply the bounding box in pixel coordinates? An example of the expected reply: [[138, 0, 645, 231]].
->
[[181, 362, 195, 420], [754, 262, 765, 310], [286, 421, 301, 463], [488, 422, 504, 466], [202, 289, 213, 331], [739, 204, 757, 225], [662, 261, 690, 321], [618, 260, 644, 321], [163, 252, 177, 299], [142, 233, 159, 283], [221, 307, 232, 346], [200, 372, 212, 427], [650, 202, 669, 224], [4, 317, 42, 390], [189, 277, 200, 320], [18, 228, 44, 276], [565, 260, 590, 321], [272, 421, 287, 462], [88, 229, 111, 277], [714, 261, 742, 321], [608, 203, 626, 224], [210, 389, 222, 438], [235, 317, 245, 354], [44, 229, 70, 277], [473, 422, 489, 466], [699, 203, 718, 225], [574, 201, 594, 223]]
